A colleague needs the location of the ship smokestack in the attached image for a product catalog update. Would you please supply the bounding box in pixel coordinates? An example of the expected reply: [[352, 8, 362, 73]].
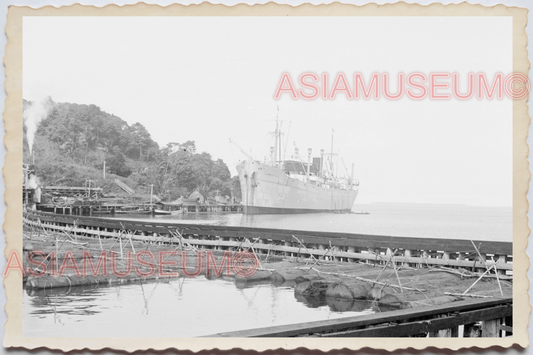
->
[[320, 149, 324, 177], [307, 148, 312, 182]]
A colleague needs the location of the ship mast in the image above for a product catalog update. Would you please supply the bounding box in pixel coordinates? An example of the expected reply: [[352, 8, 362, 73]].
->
[[271, 106, 283, 168], [330, 129, 334, 177], [277, 107, 282, 166]]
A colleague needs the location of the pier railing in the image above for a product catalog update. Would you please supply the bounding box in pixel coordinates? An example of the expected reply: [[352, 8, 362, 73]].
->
[[208, 297, 512, 337], [23, 211, 512, 273]]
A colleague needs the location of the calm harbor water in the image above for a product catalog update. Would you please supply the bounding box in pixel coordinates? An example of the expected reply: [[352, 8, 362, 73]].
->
[[113, 203, 512, 242], [24, 203, 512, 337]]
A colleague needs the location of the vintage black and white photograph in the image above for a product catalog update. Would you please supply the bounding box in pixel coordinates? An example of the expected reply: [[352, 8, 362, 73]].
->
[[9, 3, 527, 348]]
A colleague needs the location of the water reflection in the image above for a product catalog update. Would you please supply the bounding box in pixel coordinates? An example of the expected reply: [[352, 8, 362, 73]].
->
[[24, 276, 374, 338], [294, 293, 327, 308], [26, 287, 103, 325], [326, 298, 374, 313]]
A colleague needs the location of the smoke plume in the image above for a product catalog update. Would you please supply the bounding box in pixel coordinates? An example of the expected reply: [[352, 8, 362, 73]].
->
[[27, 174, 39, 189], [23, 97, 54, 156]]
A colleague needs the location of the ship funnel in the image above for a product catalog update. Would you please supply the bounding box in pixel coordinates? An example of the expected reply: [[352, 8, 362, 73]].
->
[[306, 148, 312, 182], [320, 149, 325, 176]]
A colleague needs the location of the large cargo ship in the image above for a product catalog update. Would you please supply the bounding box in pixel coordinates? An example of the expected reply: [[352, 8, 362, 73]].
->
[[236, 119, 359, 214]]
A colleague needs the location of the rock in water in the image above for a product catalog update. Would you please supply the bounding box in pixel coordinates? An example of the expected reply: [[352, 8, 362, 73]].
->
[[295, 274, 323, 284], [294, 281, 311, 295], [294, 280, 332, 297], [235, 269, 272, 282], [270, 272, 285, 284], [294, 276, 308, 284], [348, 283, 370, 299], [294, 293, 327, 308], [370, 285, 396, 300], [349, 299, 373, 312], [325, 282, 354, 300]]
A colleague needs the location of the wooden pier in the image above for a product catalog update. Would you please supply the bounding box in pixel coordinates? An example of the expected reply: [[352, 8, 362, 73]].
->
[[35, 203, 243, 216], [23, 210, 512, 273], [209, 297, 512, 337]]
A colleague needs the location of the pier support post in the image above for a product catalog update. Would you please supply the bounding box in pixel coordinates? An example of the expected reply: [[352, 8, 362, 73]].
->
[[463, 323, 481, 337], [367, 248, 376, 266], [386, 248, 393, 267], [347, 246, 355, 262], [450, 326, 459, 338], [497, 255, 507, 275], [404, 249, 412, 267], [503, 316, 513, 337], [422, 251, 430, 268], [429, 328, 452, 338], [482, 319, 500, 337]]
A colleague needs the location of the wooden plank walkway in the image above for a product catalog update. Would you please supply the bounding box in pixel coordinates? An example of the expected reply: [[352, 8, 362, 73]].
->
[[24, 211, 512, 254], [23, 211, 513, 271]]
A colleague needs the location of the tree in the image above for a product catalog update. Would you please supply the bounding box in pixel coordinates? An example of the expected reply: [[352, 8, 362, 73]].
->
[[23, 101, 237, 197], [127, 122, 159, 160], [106, 150, 131, 177]]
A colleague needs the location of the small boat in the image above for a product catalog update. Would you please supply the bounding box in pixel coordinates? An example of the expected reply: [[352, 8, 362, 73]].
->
[[91, 210, 113, 215], [153, 209, 172, 215], [115, 205, 151, 214]]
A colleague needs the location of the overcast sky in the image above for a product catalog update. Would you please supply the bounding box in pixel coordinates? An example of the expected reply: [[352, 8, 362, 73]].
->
[[23, 16, 512, 206]]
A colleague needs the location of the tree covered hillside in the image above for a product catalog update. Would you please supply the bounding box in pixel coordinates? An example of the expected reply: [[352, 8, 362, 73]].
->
[[23, 99, 240, 201]]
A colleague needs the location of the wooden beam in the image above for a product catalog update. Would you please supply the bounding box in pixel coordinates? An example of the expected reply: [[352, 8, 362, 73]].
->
[[207, 298, 512, 337]]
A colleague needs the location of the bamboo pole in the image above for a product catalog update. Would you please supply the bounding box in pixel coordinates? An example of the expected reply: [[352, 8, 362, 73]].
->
[[491, 256, 504, 296], [247, 238, 270, 274], [444, 292, 493, 299], [307, 247, 332, 271], [329, 241, 342, 280], [463, 262, 497, 295], [391, 252, 403, 293], [292, 235, 318, 263], [470, 240, 488, 270], [98, 231, 103, 250], [374, 249, 398, 284]]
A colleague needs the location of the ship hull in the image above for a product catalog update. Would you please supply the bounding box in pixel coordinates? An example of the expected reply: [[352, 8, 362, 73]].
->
[[237, 160, 358, 214], [243, 205, 353, 214]]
